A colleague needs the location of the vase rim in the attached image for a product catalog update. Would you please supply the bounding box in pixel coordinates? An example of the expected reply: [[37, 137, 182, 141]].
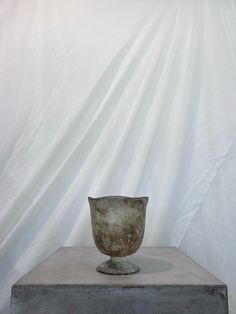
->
[[88, 195, 149, 201]]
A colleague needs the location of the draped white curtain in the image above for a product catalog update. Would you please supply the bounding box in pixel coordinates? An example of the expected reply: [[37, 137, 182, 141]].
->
[[0, 0, 236, 312]]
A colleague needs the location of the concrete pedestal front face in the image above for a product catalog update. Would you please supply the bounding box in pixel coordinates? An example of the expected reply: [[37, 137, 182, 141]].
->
[[11, 247, 228, 314]]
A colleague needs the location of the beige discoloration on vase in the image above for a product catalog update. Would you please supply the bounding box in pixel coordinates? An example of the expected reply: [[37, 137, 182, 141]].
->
[[88, 196, 148, 275]]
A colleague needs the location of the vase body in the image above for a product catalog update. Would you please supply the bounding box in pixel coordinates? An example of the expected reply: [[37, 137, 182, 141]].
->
[[88, 196, 148, 274]]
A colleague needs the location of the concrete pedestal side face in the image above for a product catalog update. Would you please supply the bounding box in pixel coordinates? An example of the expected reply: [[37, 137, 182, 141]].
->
[[11, 285, 228, 314], [10, 248, 229, 314]]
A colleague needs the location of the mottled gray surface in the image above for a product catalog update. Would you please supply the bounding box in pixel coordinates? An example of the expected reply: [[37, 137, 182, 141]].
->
[[11, 247, 228, 314], [89, 196, 148, 274], [89, 196, 147, 257]]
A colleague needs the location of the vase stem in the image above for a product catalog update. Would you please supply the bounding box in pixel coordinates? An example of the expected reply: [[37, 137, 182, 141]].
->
[[110, 256, 124, 263]]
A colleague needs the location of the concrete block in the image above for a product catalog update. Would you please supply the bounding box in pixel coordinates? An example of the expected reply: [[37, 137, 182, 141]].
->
[[11, 247, 228, 314]]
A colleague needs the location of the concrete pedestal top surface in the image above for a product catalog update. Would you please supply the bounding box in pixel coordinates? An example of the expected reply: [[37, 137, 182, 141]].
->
[[11, 247, 228, 314]]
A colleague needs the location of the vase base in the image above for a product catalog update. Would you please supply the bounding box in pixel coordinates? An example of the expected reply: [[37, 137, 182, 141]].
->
[[97, 258, 140, 275]]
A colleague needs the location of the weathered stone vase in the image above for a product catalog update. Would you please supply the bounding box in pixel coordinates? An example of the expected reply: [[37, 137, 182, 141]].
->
[[88, 196, 148, 275]]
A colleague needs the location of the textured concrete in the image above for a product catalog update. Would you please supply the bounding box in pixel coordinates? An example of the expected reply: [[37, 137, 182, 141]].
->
[[11, 247, 228, 314]]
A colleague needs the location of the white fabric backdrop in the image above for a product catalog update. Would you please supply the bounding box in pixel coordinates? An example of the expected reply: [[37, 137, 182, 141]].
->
[[0, 0, 236, 312]]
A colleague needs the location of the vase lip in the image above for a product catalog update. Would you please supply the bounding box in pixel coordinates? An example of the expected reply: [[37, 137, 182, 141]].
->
[[88, 195, 149, 201]]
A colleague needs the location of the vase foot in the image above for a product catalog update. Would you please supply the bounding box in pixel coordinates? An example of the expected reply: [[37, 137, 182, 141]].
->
[[97, 257, 140, 275]]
